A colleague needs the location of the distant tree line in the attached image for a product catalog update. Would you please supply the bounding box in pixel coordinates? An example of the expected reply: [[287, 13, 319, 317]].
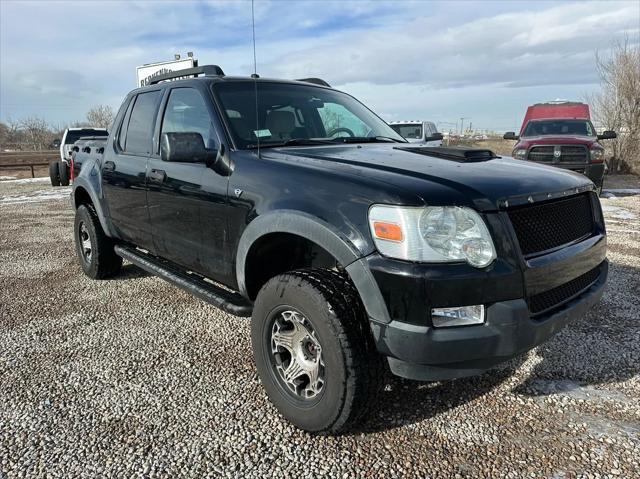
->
[[0, 105, 115, 151]]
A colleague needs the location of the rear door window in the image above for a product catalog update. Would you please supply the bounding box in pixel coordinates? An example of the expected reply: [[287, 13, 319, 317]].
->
[[124, 90, 161, 155]]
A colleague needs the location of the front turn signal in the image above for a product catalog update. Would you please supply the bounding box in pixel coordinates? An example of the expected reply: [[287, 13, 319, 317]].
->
[[373, 222, 404, 242]]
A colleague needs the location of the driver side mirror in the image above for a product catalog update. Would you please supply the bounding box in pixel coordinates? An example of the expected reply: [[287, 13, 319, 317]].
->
[[503, 132, 519, 140], [597, 130, 617, 140], [425, 132, 443, 142], [160, 132, 234, 176]]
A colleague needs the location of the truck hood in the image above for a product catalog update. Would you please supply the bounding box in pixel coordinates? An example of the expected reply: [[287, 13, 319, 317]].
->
[[516, 135, 599, 149], [264, 143, 593, 211]]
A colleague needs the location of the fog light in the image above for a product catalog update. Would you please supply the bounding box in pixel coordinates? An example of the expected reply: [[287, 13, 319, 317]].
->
[[431, 305, 485, 327]]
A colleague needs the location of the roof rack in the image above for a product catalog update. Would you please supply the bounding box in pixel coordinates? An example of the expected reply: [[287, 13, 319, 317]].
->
[[296, 77, 331, 87], [149, 65, 225, 85]]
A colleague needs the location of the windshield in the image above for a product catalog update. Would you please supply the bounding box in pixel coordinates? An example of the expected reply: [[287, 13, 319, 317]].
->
[[213, 82, 405, 149], [389, 124, 422, 139], [64, 129, 108, 145], [522, 120, 595, 137]]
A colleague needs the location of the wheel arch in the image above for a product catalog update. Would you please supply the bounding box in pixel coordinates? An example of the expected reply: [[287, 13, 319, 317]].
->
[[72, 179, 116, 238], [236, 210, 391, 324]]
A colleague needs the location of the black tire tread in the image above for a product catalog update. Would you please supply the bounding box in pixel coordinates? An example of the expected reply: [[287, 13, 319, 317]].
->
[[263, 268, 384, 434], [75, 204, 122, 279], [49, 161, 60, 187], [59, 161, 70, 186]]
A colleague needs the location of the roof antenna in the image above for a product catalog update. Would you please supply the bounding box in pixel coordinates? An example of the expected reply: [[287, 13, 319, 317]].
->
[[251, 0, 260, 158]]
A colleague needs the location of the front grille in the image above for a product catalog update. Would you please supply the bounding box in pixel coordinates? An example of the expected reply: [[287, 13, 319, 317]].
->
[[508, 193, 594, 256], [560, 146, 588, 162], [528, 146, 554, 162], [529, 265, 601, 316], [528, 145, 588, 163]]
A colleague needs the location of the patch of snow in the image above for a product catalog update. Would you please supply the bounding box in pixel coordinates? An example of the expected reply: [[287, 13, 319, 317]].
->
[[0, 176, 51, 184], [0, 175, 17, 181], [603, 188, 640, 196], [0, 187, 71, 205], [601, 204, 637, 220]]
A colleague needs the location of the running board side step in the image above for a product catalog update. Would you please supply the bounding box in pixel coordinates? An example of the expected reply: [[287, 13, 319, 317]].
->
[[114, 245, 253, 317]]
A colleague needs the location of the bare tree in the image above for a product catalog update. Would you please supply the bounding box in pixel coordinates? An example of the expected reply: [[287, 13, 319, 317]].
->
[[20, 117, 52, 151], [586, 38, 640, 174], [86, 105, 115, 129], [0, 119, 22, 150]]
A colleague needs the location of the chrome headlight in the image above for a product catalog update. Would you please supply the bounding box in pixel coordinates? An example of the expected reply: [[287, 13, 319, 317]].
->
[[368, 205, 496, 268], [513, 148, 527, 159]]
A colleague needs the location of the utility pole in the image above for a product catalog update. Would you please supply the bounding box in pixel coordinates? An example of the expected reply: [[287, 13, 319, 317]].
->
[[460, 117, 470, 135]]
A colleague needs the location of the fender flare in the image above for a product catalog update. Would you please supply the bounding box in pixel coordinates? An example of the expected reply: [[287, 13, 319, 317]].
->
[[236, 210, 391, 324], [72, 178, 117, 238]]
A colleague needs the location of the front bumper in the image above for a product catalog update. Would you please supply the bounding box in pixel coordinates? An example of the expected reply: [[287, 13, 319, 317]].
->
[[364, 221, 607, 381], [370, 260, 606, 380]]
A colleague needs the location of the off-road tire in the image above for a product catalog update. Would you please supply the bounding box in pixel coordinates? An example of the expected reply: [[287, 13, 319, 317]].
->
[[49, 161, 60, 186], [74, 204, 122, 279], [59, 161, 70, 186], [251, 268, 383, 434]]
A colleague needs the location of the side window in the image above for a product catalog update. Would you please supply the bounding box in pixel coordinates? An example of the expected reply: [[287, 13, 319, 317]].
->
[[124, 90, 161, 155], [317, 102, 370, 137], [161, 88, 216, 149]]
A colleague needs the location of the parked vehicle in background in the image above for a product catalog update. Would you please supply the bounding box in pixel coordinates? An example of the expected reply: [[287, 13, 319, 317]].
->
[[71, 65, 607, 434], [503, 101, 616, 194], [389, 120, 443, 146], [50, 128, 109, 186], [70, 136, 108, 179]]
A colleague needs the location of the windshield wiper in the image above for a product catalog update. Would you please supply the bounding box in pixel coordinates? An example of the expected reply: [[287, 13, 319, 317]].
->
[[246, 138, 335, 149], [330, 136, 405, 144]]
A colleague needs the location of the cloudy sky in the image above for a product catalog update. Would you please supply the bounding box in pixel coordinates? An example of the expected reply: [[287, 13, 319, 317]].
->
[[1, 0, 638, 132]]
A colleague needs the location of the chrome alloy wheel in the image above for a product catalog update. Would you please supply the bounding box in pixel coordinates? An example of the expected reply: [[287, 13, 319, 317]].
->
[[78, 222, 92, 263], [270, 310, 325, 400]]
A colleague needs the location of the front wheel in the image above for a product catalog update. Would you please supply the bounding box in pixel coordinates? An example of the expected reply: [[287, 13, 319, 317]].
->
[[74, 204, 122, 279], [251, 269, 383, 434]]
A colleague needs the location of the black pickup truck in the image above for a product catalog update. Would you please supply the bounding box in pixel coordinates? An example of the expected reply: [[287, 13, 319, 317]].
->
[[71, 65, 607, 434]]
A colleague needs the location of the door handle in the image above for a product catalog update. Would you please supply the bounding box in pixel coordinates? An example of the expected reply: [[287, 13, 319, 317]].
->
[[103, 161, 116, 172], [148, 169, 166, 182]]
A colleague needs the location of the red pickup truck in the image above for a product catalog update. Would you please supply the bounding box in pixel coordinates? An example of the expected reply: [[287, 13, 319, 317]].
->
[[504, 102, 616, 193]]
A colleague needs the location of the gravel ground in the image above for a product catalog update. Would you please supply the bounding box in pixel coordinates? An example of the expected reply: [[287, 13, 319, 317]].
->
[[1, 178, 639, 478]]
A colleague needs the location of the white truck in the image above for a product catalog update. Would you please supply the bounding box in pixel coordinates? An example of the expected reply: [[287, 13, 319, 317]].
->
[[389, 120, 443, 146], [49, 128, 108, 186]]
